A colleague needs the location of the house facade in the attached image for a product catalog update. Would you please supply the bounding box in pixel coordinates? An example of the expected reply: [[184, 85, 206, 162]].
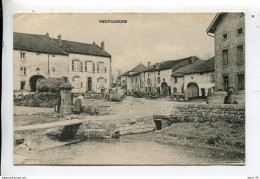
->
[[143, 56, 200, 96], [120, 63, 147, 93], [13, 32, 69, 92], [13, 32, 112, 93], [206, 13, 245, 92], [171, 58, 215, 99]]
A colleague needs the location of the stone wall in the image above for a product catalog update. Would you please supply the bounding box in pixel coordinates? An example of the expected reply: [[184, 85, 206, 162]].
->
[[207, 91, 245, 104], [206, 92, 227, 104], [169, 103, 245, 124], [214, 13, 245, 91]]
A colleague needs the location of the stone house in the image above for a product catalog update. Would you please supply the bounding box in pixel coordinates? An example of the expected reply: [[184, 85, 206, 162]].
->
[[120, 63, 147, 93], [206, 13, 245, 92], [171, 57, 215, 99], [143, 56, 200, 96], [13, 32, 112, 93]]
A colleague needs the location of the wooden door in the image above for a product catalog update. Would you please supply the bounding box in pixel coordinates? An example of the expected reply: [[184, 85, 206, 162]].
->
[[186, 83, 199, 99], [87, 77, 92, 91]]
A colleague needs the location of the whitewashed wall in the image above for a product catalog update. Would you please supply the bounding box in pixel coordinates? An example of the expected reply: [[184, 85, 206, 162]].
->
[[13, 50, 69, 91], [183, 72, 215, 96], [68, 53, 111, 93]]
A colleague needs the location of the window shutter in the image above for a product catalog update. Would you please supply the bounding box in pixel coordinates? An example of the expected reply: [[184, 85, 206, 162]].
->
[[97, 62, 99, 73], [93, 62, 95, 72], [24, 67, 26, 75], [72, 60, 74, 71], [85, 61, 87, 72], [80, 61, 83, 72], [20, 67, 23, 75]]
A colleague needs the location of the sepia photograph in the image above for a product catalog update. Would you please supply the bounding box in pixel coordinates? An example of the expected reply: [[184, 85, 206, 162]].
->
[[13, 13, 245, 165]]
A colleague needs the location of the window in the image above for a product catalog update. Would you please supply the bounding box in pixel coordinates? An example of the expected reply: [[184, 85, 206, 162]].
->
[[223, 76, 229, 91], [132, 78, 134, 83], [20, 81, 26, 90], [158, 71, 160, 75], [97, 78, 105, 87], [157, 77, 161, 83], [237, 28, 243, 35], [222, 49, 229, 66], [174, 77, 178, 83], [147, 78, 151, 85], [237, 45, 244, 64], [237, 74, 245, 90], [72, 60, 82, 72], [19, 67, 26, 76], [98, 62, 104, 73], [223, 33, 228, 40], [72, 76, 81, 88], [148, 73, 149, 77], [85, 61, 93, 72], [104, 67, 107, 73], [20, 52, 25, 60]]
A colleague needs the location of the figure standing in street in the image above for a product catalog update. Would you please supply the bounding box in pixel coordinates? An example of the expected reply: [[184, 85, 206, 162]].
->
[[73, 93, 84, 114]]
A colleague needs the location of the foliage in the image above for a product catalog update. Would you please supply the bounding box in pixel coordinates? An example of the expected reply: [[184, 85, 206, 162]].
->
[[36, 77, 70, 93]]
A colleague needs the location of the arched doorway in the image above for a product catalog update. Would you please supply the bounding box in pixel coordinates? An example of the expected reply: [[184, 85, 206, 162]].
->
[[161, 80, 168, 96], [186, 83, 199, 99], [29, 75, 44, 92]]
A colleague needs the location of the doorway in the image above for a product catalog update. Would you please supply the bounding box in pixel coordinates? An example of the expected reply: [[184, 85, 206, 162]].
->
[[223, 76, 229, 91], [186, 83, 199, 99], [201, 88, 205, 98], [20, 81, 26, 90], [87, 77, 92, 91], [29, 75, 44, 92], [161, 81, 168, 96]]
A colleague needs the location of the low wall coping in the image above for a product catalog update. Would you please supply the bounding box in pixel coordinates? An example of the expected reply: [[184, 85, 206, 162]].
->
[[173, 103, 245, 110]]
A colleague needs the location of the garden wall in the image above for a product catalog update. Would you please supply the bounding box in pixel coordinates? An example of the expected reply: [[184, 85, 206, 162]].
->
[[169, 103, 245, 124]]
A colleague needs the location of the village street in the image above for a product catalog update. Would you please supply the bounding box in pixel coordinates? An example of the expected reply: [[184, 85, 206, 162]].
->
[[14, 96, 206, 127], [9, 12, 247, 167], [13, 97, 245, 165]]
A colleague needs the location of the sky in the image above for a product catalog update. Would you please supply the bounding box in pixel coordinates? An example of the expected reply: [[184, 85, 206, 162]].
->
[[14, 13, 216, 75]]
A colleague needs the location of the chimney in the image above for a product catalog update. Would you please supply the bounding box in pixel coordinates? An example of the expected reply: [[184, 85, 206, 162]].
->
[[58, 34, 62, 46], [45, 32, 49, 37], [148, 62, 151, 67], [101, 41, 104, 50], [190, 56, 195, 64]]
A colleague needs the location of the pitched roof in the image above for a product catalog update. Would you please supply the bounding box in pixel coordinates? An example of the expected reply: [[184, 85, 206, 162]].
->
[[206, 13, 227, 34], [121, 63, 147, 77], [144, 56, 200, 72], [52, 39, 111, 58], [13, 32, 68, 56], [171, 57, 215, 77], [13, 32, 111, 58]]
